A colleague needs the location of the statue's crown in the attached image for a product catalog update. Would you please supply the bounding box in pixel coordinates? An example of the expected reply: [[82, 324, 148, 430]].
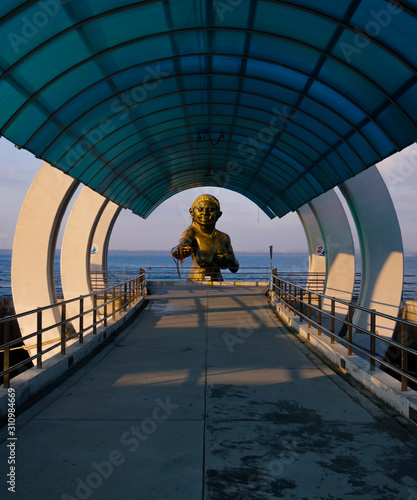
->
[[191, 194, 220, 211]]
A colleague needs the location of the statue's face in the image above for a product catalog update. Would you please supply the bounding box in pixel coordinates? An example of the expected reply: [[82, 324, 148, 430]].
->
[[191, 201, 219, 226]]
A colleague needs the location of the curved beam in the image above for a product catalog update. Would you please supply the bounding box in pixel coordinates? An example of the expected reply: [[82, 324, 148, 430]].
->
[[308, 190, 355, 324], [71, 106, 353, 188], [101, 141, 324, 207], [297, 204, 326, 288], [60, 187, 109, 329], [9, 26, 413, 147], [23, 64, 380, 160], [339, 165, 404, 356], [90, 201, 122, 276], [11, 163, 79, 359]]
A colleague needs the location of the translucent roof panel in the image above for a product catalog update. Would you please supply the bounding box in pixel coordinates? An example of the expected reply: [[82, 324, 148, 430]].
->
[[1, 0, 417, 218]]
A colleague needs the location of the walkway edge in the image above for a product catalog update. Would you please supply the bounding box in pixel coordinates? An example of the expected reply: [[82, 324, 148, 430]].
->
[[269, 293, 417, 425], [0, 297, 146, 420]]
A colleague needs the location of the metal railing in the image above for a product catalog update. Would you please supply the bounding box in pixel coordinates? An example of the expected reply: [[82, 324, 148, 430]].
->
[[0, 271, 146, 389], [270, 270, 417, 392], [140, 266, 272, 282]]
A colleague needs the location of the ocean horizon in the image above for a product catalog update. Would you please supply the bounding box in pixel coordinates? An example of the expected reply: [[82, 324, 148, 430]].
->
[[1, 250, 416, 298]]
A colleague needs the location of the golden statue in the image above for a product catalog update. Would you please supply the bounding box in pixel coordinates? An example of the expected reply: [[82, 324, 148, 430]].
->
[[171, 194, 239, 281]]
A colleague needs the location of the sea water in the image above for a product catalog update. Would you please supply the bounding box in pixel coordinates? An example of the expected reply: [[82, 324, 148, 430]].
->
[[0, 251, 308, 297], [1, 251, 416, 298]]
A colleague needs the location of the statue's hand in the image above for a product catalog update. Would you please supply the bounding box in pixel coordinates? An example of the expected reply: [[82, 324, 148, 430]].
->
[[171, 245, 192, 261], [215, 252, 229, 268], [180, 245, 192, 258]]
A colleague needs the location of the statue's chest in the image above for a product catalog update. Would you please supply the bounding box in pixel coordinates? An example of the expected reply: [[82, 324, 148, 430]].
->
[[194, 234, 224, 254]]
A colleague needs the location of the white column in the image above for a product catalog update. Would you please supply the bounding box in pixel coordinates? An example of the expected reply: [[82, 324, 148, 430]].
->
[[90, 202, 122, 288], [60, 187, 109, 328], [297, 204, 326, 292], [339, 165, 404, 356], [308, 190, 355, 322], [11, 163, 78, 359]]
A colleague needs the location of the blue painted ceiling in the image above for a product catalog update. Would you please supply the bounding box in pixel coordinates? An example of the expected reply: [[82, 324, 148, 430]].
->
[[1, 0, 417, 217]]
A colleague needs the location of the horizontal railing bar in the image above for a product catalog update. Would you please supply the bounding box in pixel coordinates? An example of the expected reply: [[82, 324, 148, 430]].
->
[[1, 274, 146, 386], [272, 277, 417, 329], [0, 274, 145, 325], [281, 287, 417, 352], [270, 273, 417, 389], [272, 281, 417, 352], [291, 304, 417, 385]]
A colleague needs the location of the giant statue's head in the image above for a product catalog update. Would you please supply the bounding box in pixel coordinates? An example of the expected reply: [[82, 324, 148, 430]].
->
[[189, 194, 222, 227]]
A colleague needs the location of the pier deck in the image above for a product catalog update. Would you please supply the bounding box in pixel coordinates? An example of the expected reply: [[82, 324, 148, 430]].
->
[[2, 284, 417, 499]]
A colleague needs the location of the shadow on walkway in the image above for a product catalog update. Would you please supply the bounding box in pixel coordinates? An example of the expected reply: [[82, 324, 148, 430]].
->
[[1, 285, 417, 500]]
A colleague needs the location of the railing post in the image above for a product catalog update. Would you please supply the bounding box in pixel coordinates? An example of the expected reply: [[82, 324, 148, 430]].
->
[[271, 268, 277, 292], [330, 299, 335, 344], [118, 284, 122, 314], [3, 320, 10, 389], [299, 287, 304, 322], [103, 290, 108, 327], [79, 297, 84, 344], [347, 305, 353, 355], [370, 310, 376, 371], [317, 295, 322, 336], [93, 294, 97, 334], [307, 291, 312, 328], [400, 321, 408, 391], [112, 287, 116, 321], [61, 303, 66, 355], [123, 283, 127, 311], [37, 309, 43, 368]]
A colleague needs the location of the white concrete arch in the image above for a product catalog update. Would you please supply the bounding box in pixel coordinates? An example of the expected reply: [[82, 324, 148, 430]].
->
[[308, 190, 356, 322], [91, 202, 122, 273], [11, 163, 79, 359], [339, 165, 404, 356], [90, 202, 122, 289], [60, 187, 110, 328], [297, 204, 326, 292]]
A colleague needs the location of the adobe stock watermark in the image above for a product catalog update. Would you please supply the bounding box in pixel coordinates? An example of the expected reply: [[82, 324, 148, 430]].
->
[[61, 397, 179, 500], [339, 1, 403, 64], [383, 147, 417, 193], [237, 105, 296, 163], [8, 0, 70, 54], [5, 388, 17, 493], [213, 0, 244, 22], [223, 317, 262, 354], [235, 439, 299, 499], [63, 64, 169, 169], [408, 487, 417, 500]]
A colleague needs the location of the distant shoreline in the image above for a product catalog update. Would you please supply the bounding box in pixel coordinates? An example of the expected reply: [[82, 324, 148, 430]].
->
[[1, 248, 417, 257], [0, 248, 310, 256]]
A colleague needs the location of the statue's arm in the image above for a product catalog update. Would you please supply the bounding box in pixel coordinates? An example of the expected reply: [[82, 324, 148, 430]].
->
[[226, 239, 239, 273], [216, 234, 239, 272], [171, 228, 194, 260]]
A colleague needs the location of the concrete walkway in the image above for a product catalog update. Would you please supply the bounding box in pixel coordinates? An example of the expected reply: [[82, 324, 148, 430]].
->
[[2, 284, 417, 500]]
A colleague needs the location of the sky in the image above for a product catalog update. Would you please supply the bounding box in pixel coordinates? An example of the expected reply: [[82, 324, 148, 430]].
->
[[0, 137, 416, 254]]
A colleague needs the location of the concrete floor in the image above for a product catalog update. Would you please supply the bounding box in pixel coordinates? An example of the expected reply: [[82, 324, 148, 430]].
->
[[2, 284, 417, 500]]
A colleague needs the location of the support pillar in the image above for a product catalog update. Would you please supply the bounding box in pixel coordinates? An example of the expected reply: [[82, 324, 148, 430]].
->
[[60, 187, 109, 330], [11, 163, 79, 359], [339, 165, 404, 356], [90, 202, 122, 290], [308, 190, 355, 323], [297, 204, 326, 293]]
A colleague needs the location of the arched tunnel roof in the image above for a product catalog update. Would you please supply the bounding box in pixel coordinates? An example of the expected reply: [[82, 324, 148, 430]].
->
[[1, 0, 417, 218]]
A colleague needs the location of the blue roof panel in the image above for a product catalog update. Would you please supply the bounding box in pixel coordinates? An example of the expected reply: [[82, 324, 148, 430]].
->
[[1, 0, 417, 218]]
